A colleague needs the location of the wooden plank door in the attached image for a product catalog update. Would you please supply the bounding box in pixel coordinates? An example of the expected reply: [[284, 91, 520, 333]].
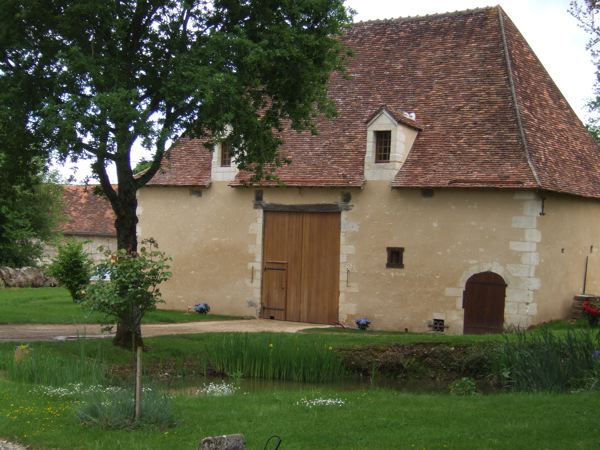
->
[[301, 212, 340, 323], [261, 211, 340, 324], [261, 212, 303, 320], [261, 261, 287, 320], [463, 271, 506, 334]]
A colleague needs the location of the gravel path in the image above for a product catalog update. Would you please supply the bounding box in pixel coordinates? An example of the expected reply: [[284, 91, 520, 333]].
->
[[0, 319, 331, 341], [0, 440, 26, 450]]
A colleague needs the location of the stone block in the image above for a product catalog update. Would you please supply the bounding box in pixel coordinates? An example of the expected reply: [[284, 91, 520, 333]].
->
[[510, 241, 537, 252], [511, 215, 537, 229], [506, 288, 533, 303], [513, 191, 537, 200], [248, 222, 261, 234], [520, 252, 540, 266], [524, 229, 542, 243], [444, 287, 463, 297], [341, 245, 356, 255], [341, 221, 359, 232], [527, 303, 538, 316], [523, 200, 542, 216], [199, 434, 245, 450], [507, 264, 533, 277], [518, 303, 529, 315]]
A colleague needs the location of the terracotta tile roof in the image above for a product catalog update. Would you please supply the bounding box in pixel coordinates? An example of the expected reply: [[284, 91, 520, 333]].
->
[[147, 137, 212, 187], [155, 7, 600, 198], [498, 9, 600, 198], [59, 185, 116, 237]]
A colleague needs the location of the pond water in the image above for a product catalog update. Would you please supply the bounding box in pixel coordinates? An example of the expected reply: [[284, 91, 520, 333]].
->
[[147, 374, 451, 395]]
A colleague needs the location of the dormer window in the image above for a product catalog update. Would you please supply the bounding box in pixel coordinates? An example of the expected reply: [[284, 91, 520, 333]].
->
[[220, 142, 232, 167], [375, 131, 391, 163], [364, 105, 421, 181]]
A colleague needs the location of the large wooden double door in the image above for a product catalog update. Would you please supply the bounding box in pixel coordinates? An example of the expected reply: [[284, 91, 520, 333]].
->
[[261, 211, 340, 324]]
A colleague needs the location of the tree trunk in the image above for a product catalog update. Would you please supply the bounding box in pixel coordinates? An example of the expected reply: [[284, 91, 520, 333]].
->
[[112, 180, 144, 350]]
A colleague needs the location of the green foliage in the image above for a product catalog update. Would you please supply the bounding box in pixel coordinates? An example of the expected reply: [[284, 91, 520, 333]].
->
[[5, 341, 106, 386], [133, 158, 153, 175], [498, 328, 600, 392], [586, 122, 600, 145], [0, 172, 64, 267], [77, 389, 175, 430], [84, 239, 172, 331], [449, 377, 478, 395], [0, 0, 353, 252], [204, 333, 348, 383], [47, 239, 93, 302]]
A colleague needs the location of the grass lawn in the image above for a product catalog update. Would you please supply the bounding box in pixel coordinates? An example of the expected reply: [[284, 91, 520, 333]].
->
[[0, 287, 242, 324], [1, 331, 600, 449], [1, 378, 599, 449]]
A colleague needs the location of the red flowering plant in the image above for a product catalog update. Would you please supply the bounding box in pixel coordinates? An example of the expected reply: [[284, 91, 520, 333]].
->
[[582, 299, 600, 326]]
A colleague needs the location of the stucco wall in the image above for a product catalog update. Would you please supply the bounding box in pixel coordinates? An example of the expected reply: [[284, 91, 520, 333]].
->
[[535, 193, 600, 321], [43, 235, 117, 264], [137, 182, 600, 333]]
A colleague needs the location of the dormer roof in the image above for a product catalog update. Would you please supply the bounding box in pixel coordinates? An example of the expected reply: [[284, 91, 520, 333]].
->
[[365, 105, 422, 131]]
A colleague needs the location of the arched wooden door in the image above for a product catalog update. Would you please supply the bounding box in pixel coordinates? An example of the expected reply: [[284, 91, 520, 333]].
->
[[463, 271, 506, 334]]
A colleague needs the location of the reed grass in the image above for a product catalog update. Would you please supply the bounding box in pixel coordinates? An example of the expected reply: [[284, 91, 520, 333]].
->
[[5, 339, 107, 386], [204, 333, 348, 382], [499, 328, 600, 392]]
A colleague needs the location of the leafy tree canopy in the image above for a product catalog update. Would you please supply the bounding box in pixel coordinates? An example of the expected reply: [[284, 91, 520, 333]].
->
[[0, 0, 352, 346], [0, 0, 352, 250], [571, 0, 600, 145]]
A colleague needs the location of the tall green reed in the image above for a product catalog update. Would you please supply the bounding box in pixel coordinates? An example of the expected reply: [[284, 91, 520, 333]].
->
[[204, 333, 347, 383], [499, 328, 600, 392], [6, 338, 106, 386]]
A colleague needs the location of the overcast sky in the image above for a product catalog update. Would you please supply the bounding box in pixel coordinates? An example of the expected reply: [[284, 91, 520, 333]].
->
[[58, 0, 597, 183]]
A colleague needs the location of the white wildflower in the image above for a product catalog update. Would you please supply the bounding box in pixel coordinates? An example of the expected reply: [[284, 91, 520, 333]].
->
[[296, 397, 345, 408], [197, 381, 238, 396]]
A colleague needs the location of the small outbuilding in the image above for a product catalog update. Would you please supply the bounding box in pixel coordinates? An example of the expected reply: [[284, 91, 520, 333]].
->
[[45, 185, 117, 262]]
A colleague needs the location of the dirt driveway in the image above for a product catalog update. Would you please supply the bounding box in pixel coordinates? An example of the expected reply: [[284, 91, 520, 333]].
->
[[0, 319, 332, 342]]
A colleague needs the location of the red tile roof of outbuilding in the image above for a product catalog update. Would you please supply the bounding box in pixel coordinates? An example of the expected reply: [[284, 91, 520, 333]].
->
[[60, 185, 116, 237]]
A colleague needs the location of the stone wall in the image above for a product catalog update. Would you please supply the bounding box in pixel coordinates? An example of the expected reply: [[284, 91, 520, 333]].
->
[[138, 181, 600, 333]]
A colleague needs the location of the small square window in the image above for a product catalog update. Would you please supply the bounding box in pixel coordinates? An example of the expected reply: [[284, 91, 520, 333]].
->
[[375, 130, 391, 163], [220, 142, 232, 167], [386, 247, 404, 268]]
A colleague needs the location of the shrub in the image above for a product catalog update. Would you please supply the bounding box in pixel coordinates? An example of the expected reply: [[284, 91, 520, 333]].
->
[[77, 388, 175, 429], [498, 328, 600, 392], [83, 239, 172, 348], [47, 239, 93, 302], [449, 377, 478, 395]]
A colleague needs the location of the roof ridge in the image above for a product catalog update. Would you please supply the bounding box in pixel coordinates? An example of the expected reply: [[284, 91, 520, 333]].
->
[[352, 5, 500, 26], [497, 7, 541, 187]]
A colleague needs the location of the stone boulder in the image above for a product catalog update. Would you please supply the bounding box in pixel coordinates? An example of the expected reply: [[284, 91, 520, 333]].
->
[[199, 434, 245, 450], [0, 267, 57, 288]]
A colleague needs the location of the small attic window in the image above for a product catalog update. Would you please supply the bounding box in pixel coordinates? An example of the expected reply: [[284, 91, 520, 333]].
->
[[220, 142, 232, 167], [375, 130, 391, 163]]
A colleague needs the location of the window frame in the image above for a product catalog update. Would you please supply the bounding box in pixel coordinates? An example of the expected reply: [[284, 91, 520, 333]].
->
[[220, 141, 232, 167], [374, 130, 392, 163], [386, 247, 404, 269]]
